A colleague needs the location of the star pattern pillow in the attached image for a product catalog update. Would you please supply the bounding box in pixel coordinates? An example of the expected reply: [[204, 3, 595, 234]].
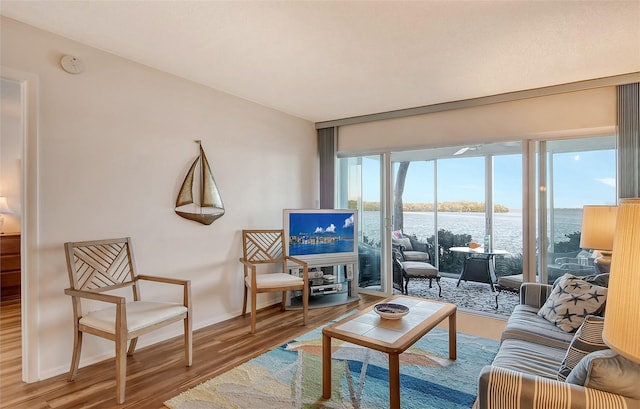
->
[[537, 274, 607, 332]]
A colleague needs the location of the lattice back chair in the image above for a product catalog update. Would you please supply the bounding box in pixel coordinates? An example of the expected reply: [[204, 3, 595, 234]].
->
[[239, 229, 309, 334], [64, 237, 192, 404]]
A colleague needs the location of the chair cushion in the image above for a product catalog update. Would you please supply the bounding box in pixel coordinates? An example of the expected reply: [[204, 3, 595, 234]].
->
[[402, 261, 438, 277], [537, 273, 607, 332], [402, 250, 429, 262], [245, 273, 304, 289], [80, 301, 188, 334], [497, 274, 523, 291]]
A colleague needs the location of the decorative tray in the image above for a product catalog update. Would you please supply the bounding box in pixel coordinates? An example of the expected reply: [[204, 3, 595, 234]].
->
[[373, 303, 410, 320]]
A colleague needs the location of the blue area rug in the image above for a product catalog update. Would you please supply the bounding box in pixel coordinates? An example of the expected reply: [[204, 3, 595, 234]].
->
[[165, 323, 499, 409]]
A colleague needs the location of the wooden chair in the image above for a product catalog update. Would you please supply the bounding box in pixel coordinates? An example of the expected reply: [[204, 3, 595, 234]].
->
[[239, 229, 309, 334], [63, 237, 192, 404]]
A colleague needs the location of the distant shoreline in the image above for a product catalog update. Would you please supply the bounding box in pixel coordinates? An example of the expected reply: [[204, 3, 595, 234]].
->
[[351, 200, 510, 213]]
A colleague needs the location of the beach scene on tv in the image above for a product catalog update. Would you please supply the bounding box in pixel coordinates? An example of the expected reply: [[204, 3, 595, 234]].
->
[[288, 212, 356, 256]]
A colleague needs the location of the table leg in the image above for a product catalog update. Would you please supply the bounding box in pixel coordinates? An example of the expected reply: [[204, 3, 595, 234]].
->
[[389, 353, 400, 409], [322, 332, 331, 399], [449, 310, 457, 360]]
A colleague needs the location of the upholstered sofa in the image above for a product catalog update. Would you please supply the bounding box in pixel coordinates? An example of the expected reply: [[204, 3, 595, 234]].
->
[[476, 277, 640, 409]]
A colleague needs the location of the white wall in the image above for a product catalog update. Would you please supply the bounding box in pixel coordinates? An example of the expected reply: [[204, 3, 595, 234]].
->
[[1, 17, 318, 380]]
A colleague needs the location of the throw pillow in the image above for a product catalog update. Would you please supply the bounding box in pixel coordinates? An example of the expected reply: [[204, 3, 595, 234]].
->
[[392, 230, 403, 240], [557, 315, 607, 381], [537, 274, 607, 332], [392, 237, 412, 251], [566, 349, 640, 400]]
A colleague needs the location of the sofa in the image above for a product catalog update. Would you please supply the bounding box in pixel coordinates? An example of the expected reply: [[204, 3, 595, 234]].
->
[[476, 275, 640, 409]]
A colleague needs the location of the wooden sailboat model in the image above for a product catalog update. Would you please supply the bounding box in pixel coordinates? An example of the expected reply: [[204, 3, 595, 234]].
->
[[175, 141, 225, 225]]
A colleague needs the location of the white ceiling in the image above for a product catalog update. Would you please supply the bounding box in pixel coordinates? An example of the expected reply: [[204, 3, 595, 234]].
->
[[2, 1, 639, 123]]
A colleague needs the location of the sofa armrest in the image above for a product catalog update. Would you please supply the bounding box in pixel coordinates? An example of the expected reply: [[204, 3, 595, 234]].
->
[[477, 366, 637, 409], [519, 282, 553, 308]]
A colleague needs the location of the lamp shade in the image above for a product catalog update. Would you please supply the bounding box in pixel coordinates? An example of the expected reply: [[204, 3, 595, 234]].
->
[[0, 197, 12, 214], [579, 205, 617, 251], [603, 198, 640, 363]]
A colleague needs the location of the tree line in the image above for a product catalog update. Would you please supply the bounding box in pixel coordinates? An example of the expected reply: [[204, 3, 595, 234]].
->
[[348, 200, 509, 213]]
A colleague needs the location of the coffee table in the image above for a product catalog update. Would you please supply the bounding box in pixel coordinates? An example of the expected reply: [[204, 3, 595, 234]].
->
[[322, 295, 457, 409]]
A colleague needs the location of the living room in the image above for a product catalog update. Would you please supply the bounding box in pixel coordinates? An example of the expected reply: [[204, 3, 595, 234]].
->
[[1, 2, 639, 408]]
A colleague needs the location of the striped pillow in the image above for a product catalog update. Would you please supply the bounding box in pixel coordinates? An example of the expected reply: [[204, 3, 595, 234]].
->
[[557, 315, 607, 381]]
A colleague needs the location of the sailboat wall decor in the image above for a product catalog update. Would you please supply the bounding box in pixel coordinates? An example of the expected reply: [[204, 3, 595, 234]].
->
[[175, 141, 225, 225]]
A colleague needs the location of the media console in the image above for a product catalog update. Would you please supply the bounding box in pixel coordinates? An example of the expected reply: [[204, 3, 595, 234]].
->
[[288, 257, 359, 308]]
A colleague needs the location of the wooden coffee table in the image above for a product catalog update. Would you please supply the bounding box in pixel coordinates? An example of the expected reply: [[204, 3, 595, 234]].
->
[[322, 295, 456, 409]]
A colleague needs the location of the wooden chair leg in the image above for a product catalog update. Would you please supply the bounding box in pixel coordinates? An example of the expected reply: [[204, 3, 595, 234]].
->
[[280, 291, 287, 311], [242, 284, 248, 317], [127, 337, 138, 356], [302, 285, 308, 326], [184, 316, 192, 366], [68, 329, 83, 381], [250, 290, 257, 334], [115, 333, 127, 404]]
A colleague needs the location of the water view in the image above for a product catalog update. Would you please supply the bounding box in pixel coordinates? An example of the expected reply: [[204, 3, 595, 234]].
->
[[361, 209, 584, 255]]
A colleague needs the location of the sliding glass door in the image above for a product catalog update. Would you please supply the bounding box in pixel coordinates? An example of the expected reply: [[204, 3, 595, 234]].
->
[[337, 155, 388, 294], [336, 134, 616, 303], [537, 135, 617, 283], [390, 142, 523, 280]]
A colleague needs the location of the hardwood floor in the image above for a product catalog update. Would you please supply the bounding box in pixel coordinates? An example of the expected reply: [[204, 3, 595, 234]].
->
[[0, 295, 505, 409]]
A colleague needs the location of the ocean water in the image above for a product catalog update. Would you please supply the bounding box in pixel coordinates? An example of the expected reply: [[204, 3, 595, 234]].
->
[[290, 240, 354, 256], [361, 209, 583, 255]]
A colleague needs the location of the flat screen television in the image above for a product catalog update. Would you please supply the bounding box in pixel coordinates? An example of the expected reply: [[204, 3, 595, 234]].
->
[[283, 209, 358, 265]]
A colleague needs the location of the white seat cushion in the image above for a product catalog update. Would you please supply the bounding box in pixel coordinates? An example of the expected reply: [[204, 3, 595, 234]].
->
[[402, 261, 439, 277], [245, 273, 304, 289], [80, 301, 187, 334]]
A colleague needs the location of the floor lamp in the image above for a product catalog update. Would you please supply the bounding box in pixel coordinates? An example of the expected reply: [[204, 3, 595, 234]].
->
[[579, 205, 617, 274], [603, 198, 640, 363]]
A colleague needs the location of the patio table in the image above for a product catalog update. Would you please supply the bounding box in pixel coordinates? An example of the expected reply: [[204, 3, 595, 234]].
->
[[450, 247, 509, 291]]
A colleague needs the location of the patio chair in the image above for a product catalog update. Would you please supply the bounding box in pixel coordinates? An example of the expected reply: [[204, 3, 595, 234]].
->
[[392, 232, 431, 262], [63, 237, 192, 404], [393, 247, 441, 296], [239, 229, 309, 334]]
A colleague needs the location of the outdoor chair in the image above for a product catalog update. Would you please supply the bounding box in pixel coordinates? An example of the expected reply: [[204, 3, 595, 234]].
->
[[495, 273, 523, 308], [393, 247, 441, 296], [239, 229, 309, 334], [63, 237, 192, 404], [392, 232, 431, 262]]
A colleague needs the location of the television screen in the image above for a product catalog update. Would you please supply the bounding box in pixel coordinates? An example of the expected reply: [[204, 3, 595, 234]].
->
[[284, 209, 358, 263]]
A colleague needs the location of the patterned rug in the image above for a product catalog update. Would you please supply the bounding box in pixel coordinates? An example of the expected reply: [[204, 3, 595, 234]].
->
[[164, 322, 499, 409]]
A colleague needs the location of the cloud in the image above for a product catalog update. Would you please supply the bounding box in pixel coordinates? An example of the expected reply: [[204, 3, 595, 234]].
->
[[314, 227, 324, 233], [596, 177, 616, 188], [343, 214, 354, 228], [325, 224, 336, 233]]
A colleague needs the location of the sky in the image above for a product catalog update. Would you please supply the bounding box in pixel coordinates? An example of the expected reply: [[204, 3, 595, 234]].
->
[[361, 149, 617, 209]]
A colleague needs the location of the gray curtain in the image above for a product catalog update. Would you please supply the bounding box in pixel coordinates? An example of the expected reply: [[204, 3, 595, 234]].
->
[[617, 83, 640, 198], [317, 127, 336, 209]]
